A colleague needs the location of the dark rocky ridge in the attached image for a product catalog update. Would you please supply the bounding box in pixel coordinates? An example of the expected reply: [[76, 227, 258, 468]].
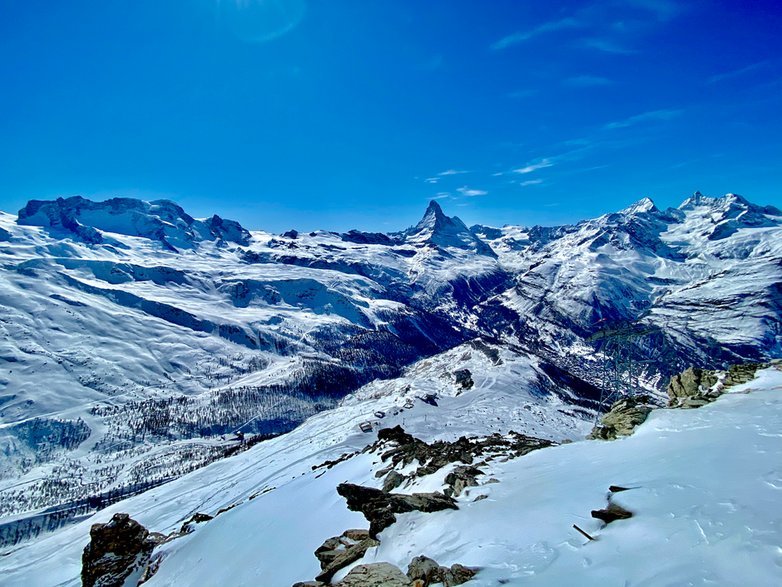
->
[[337, 483, 458, 538]]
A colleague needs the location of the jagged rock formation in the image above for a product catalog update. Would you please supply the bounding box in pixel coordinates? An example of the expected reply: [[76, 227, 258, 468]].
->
[[314, 529, 379, 583], [667, 367, 720, 407], [375, 425, 552, 488], [444, 465, 484, 498], [407, 555, 477, 586], [589, 396, 655, 440], [81, 513, 160, 587], [667, 363, 765, 408], [404, 200, 497, 257], [337, 483, 458, 538]]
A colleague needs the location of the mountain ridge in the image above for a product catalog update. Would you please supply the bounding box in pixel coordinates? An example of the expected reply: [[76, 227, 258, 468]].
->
[[0, 190, 780, 541]]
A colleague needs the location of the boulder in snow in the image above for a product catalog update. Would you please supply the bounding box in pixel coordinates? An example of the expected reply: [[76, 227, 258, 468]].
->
[[407, 555, 478, 586], [81, 513, 161, 587], [335, 562, 411, 587], [589, 396, 654, 440], [314, 529, 379, 583]]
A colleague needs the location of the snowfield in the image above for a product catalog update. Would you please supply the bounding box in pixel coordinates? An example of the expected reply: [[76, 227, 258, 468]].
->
[[1, 366, 780, 586]]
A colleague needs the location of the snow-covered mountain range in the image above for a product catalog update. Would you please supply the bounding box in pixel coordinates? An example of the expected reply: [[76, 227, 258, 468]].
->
[[0, 192, 780, 545]]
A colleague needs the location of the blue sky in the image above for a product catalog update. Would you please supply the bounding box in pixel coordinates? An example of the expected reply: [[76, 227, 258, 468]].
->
[[1, 0, 780, 232]]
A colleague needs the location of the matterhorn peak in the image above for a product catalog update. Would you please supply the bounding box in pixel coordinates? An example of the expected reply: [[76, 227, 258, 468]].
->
[[417, 199, 449, 228], [406, 200, 496, 257]]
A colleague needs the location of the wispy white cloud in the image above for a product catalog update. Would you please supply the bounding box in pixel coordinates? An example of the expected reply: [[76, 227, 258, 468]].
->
[[513, 158, 554, 174], [433, 192, 451, 199], [424, 177, 439, 184], [492, 17, 582, 50], [603, 108, 682, 130], [563, 75, 614, 87], [520, 179, 544, 186], [707, 60, 774, 84], [457, 186, 488, 197], [438, 169, 469, 176], [581, 37, 637, 54]]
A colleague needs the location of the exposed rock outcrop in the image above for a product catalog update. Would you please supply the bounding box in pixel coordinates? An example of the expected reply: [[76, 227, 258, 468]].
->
[[178, 512, 213, 534], [444, 466, 483, 498], [453, 368, 474, 390], [667, 363, 764, 408], [588, 396, 655, 440], [81, 513, 161, 587], [723, 363, 763, 388], [667, 367, 720, 407], [335, 562, 412, 587], [336, 483, 458, 538], [377, 426, 552, 483], [407, 555, 478, 586], [314, 529, 380, 583]]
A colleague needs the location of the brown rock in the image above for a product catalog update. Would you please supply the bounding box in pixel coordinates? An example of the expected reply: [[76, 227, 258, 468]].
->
[[314, 528, 380, 583], [591, 502, 633, 524], [589, 396, 654, 440], [81, 513, 159, 587], [335, 562, 411, 587]]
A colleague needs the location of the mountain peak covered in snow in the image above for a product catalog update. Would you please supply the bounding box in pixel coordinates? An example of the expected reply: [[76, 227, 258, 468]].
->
[[405, 199, 497, 257], [17, 196, 250, 250], [619, 197, 658, 216], [674, 191, 781, 240]]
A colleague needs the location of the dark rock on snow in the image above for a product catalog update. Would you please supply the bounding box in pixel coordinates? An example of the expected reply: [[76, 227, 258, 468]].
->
[[444, 466, 483, 498], [591, 502, 633, 524], [453, 368, 474, 390], [337, 483, 458, 538], [81, 513, 161, 587]]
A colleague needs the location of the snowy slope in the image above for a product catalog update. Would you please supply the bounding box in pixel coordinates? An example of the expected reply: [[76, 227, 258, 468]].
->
[[1, 191, 781, 533], [0, 200, 509, 522], [1, 364, 779, 586], [476, 192, 782, 370]]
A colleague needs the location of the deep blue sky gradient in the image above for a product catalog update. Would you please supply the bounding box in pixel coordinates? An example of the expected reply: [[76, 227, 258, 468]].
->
[[1, 0, 780, 231]]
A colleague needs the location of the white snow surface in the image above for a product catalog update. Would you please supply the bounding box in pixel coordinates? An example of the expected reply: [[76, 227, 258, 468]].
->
[[1, 366, 781, 586]]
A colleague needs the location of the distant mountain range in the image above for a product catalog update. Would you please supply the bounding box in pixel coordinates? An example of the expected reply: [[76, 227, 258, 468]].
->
[[0, 191, 780, 528]]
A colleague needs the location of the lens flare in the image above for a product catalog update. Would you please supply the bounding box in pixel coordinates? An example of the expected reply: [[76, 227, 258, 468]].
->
[[219, 0, 307, 42]]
